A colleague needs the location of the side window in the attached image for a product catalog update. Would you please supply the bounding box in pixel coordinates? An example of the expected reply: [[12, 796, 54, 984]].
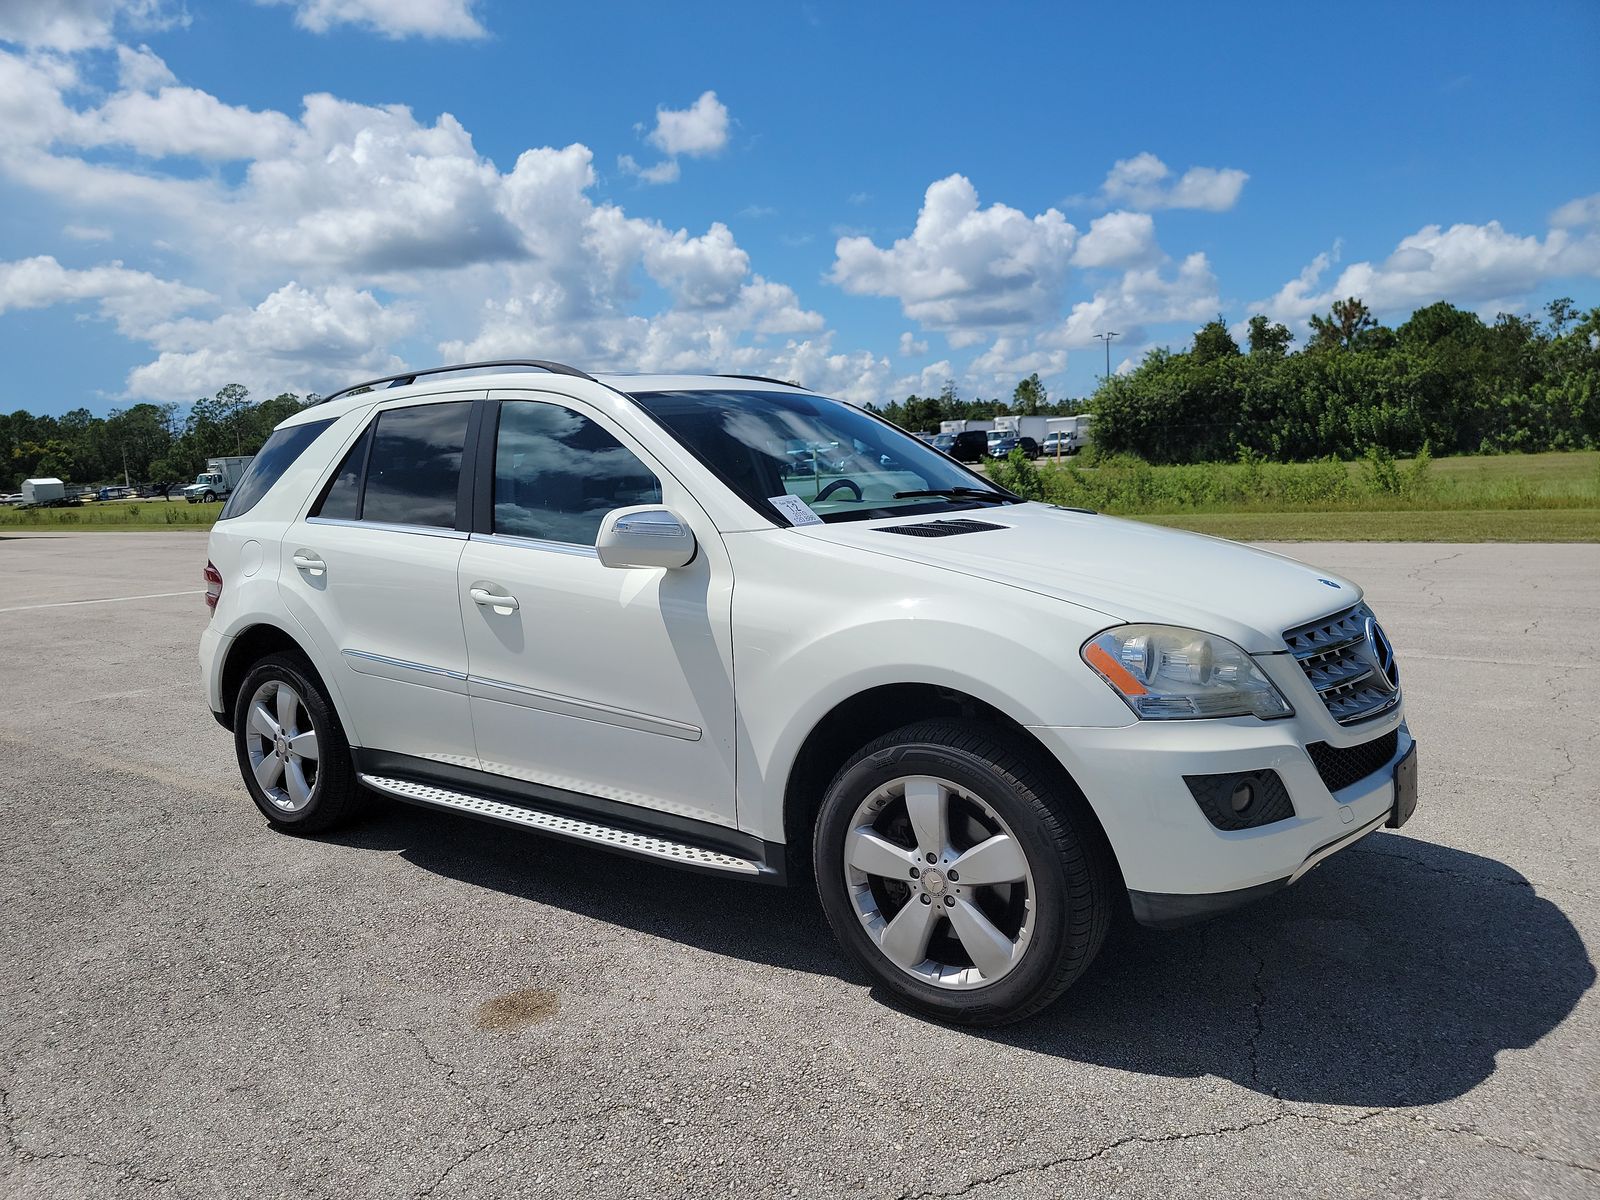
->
[[493, 401, 662, 545], [311, 402, 469, 528], [311, 425, 370, 521], [219, 418, 333, 520]]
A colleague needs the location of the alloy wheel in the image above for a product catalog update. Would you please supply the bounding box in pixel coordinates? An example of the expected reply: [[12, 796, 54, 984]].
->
[[244, 679, 320, 813]]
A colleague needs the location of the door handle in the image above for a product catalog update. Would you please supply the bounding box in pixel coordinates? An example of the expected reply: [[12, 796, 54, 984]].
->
[[470, 586, 519, 613], [292, 551, 326, 575]]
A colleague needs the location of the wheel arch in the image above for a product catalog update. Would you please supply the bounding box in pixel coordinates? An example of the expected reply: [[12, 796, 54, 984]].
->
[[218, 621, 346, 735], [779, 682, 1120, 890]]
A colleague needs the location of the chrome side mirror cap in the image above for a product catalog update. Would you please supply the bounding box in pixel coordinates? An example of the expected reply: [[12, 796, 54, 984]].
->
[[595, 506, 697, 570]]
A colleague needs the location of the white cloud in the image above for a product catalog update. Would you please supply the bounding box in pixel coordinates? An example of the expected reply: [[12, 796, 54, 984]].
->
[[830, 174, 1078, 337], [1253, 207, 1600, 327], [646, 90, 730, 158], [1551, 192, 1600, 230], [63, 224, 113, 241], [1098, 152, 1248, 212], [0, 255, 213, 333], [898, 332, 928, 357], [256, 0, 486, 39], [124, 283, 413, 398], [0, 0, 186, 51], [84, 87, 299, 160], [115, 42, 174, 91], [1071, 210, 1159, 269], [1052, 252, 1221, 348], [618, 153, 681, 185]]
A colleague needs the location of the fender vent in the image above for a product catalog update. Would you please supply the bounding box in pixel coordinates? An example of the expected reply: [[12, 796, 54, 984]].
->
[[880, 519, 1006, 537]]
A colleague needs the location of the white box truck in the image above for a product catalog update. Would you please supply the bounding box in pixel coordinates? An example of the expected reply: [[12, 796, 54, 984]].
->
[[183, 456, 254, 504]]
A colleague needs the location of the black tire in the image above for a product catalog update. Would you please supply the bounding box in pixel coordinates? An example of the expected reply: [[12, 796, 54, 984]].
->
[[813, 718, 1113, 1026], [203, 490, 217, 503], [232, 652, 364, 834]]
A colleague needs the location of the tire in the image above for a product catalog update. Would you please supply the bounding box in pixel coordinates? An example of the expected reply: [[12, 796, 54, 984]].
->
[[203, 490, 217, 503], [813, 719, 1113, 1026], [232, 652, 364, 834]]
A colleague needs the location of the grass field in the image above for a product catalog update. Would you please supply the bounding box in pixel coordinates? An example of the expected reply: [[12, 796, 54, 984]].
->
[[0, 499, 219, 532], [4, 451, 1597, 541]]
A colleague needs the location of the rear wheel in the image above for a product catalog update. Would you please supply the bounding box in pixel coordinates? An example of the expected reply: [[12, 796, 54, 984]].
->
[[233, 653, 363, 833], [814, 719, 1112, 1025]]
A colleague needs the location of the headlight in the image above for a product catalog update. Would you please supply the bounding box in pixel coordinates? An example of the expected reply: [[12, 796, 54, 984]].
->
[[1081, 625, 1293, 721]]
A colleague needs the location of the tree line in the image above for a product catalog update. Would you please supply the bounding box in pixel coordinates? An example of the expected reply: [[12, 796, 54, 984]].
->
[[1088, 297, 1600, 463], [1, 385, 308, 493]]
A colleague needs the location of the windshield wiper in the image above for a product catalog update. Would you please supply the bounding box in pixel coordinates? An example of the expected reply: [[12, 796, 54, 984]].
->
[[892, 486, 1015, 504]]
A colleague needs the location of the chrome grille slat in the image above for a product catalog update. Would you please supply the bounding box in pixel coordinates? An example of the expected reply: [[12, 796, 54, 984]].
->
[[1283, 603, 1401, 726]]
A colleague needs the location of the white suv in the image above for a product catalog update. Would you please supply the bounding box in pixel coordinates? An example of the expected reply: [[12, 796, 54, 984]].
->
[[200, 361, 1417, 1024]]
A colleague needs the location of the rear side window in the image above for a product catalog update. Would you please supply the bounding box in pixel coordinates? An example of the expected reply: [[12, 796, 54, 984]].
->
[[493, 401, 661, 544], [312, 402, 469, 529], [219, 419, 334, 520]]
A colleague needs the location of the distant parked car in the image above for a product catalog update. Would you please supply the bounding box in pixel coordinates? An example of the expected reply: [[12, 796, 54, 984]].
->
[[1041, 431, 1083, 457], [932, 431, 988, 463], [1, 493, 22, 506], [988, 435, 1041, 460]]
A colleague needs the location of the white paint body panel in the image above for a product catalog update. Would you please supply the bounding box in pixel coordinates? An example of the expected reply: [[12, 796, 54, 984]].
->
[[201, 371, 1409, 902]]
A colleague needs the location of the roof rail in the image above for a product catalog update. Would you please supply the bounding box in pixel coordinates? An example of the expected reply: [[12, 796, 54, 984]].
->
[[315, 359, 596, 406], [716, 373, 807, 390]]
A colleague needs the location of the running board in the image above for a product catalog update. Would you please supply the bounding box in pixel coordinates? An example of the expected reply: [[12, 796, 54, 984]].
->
[[359, 773, 766, 877]]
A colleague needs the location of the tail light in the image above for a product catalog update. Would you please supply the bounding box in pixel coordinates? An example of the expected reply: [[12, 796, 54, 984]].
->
[[204, 561, 223, 613]]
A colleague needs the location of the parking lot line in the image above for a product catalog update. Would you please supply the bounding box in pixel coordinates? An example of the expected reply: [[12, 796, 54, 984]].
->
[[0, 588, 204, 613]]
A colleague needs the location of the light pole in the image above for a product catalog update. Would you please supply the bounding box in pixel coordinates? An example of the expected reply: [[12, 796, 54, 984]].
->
[[1094, 331, 1120, 382]]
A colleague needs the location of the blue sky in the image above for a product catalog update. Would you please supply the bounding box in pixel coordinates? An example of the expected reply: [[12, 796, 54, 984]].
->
[[1, 0, 1597, 416]]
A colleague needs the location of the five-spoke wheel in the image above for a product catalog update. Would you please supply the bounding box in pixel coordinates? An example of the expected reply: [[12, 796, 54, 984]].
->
[[815, 719, 1112, 1025], [233, 653, 361, 832]]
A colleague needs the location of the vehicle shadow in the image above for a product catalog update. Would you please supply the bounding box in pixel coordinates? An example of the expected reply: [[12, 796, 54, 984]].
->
[[331, 804, 1591, 1108]]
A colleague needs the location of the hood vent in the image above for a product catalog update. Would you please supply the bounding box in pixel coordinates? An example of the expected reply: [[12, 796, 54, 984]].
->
[[880, 518, 1006, 538]]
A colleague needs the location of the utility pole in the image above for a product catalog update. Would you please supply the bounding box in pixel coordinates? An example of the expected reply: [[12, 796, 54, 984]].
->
[[1094, 331, 1120, 382]]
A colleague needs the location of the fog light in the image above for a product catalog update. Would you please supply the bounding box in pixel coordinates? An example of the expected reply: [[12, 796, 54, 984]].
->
[[1230, 781, 1255, 815]]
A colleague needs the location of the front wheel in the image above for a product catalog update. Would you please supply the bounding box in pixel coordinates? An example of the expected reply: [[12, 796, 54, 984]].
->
[[233, 653, 363, 833], [813, 719, 1113, 1025], [203, 490, 218, 502]]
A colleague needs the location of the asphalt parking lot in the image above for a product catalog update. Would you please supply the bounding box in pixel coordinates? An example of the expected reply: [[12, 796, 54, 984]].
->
[[1, 531, 1596, 1199]]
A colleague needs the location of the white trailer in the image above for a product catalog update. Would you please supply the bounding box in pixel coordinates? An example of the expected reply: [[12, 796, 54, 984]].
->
[[938, 418, 996, 434], [183, 456, 255, 504], [21, 477, 68, 507]]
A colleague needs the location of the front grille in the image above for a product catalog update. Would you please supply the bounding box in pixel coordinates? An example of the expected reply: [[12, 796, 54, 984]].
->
[[880, 519, 1005, 537], [1306, 730, 1399, 793], [1283, 603, 1400, 725]]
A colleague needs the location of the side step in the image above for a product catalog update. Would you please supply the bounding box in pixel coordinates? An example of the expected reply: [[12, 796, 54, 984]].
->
[[359, 774, 766, 878]]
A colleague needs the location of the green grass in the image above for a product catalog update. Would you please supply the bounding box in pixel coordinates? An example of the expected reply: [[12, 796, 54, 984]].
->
[[0, 500, 220, 530], [1135, 508, 1600, 543], [985, 449, 1600, 541]]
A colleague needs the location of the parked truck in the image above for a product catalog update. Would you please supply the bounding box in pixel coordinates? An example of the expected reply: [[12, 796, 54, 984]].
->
[[183, 456, 255, 504]]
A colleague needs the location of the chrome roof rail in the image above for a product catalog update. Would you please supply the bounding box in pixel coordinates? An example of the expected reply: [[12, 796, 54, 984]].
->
[[314, 359, 596, 406]]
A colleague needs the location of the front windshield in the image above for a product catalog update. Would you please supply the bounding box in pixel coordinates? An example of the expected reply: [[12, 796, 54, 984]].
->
[[631, 389, 1016, 525]]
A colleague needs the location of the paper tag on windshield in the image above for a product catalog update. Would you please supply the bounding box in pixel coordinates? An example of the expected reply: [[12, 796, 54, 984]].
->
[[768, 494, 823, 527]]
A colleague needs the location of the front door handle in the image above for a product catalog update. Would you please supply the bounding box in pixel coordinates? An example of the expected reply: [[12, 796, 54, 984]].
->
[[292, 551, 326, 575], [469, 585, 519, 613]]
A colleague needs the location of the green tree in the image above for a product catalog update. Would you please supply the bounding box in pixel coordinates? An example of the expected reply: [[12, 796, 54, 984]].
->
[[1308, 297, 1377, 351], [1192, 317, 1241, 363], [1012, 372, 1047, 415], [1246, 315, 1293, 356]]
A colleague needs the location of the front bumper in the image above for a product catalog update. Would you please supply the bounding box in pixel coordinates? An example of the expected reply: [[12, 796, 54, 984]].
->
[[1030, 712, 1414, 921]]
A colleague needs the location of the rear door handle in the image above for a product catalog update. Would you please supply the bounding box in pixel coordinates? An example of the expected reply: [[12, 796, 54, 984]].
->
[[292, 551, 326, 575], [469, 585, 519, 613]]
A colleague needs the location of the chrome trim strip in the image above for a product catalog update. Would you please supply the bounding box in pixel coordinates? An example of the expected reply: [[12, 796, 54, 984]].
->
[[343, 648, 469, 694], [1288, 810, 1389, 885], [360, 774, 760, 875], [469, 532, 599, 558], [467, 674, 701, 741], [307, 516, 467, 540]]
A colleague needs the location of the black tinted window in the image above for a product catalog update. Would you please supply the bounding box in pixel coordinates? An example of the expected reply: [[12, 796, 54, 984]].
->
[[219, 419, 333, 520], [311, 425, 371, 521], [361, 402, 469, 529], [494, 402, 661, 544]]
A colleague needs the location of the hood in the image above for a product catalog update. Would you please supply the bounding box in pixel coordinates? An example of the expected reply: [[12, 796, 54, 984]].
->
[[795, 504, 1359, 654]]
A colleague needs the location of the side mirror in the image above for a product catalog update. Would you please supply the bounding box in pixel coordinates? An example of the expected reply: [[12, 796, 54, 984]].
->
[[595, 506, 697, 570]]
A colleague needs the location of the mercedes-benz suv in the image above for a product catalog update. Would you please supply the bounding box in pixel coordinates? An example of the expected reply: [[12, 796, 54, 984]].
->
[[199, 361, 1417, 1025]]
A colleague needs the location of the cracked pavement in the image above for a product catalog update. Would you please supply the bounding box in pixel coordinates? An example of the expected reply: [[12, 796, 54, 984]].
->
[[1, 533, 1596, 1198]]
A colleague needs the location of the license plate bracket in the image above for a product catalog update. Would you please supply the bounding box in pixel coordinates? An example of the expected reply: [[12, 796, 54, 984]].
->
[[1387, 741, 1419, 829]]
